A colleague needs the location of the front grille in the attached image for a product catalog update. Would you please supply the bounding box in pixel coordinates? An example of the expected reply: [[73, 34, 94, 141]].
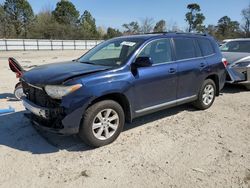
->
[[22, 81, 65, 129], [22, 81, 61, 108]]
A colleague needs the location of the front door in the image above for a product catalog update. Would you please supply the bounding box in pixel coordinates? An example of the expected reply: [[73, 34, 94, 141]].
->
[[131, 38, 178, 114]]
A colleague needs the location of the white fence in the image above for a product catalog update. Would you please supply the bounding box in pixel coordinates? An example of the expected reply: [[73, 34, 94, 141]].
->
[[0, 39, 103, 51]]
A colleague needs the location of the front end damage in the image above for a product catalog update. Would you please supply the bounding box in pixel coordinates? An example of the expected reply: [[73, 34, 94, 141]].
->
[[22, 81, 82, 135]]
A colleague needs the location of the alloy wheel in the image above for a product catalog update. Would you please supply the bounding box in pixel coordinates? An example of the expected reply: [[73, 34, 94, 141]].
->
[[92, 109, 119, 140]]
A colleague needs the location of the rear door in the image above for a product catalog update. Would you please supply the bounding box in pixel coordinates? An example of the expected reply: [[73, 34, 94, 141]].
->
[[173, 37, 207, 99]]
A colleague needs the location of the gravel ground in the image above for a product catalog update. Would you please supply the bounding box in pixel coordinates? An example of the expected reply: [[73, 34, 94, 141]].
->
[[0, 50, 249, 188]]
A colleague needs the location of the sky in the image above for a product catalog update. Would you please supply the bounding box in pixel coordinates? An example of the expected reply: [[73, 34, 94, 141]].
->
[[1, 0, 249, 30]]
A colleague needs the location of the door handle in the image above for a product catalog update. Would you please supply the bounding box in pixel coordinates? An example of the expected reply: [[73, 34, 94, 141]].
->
[[169, 68, 176, 74]]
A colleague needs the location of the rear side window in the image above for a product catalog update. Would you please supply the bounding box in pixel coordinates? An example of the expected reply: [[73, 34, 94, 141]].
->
[[197, 38, 215, 56], [174, 38, 197, 60]]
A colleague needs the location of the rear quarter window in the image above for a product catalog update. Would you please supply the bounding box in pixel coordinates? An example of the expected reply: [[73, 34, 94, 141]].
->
[[174, 38, 197, 60], [197, 38, 215, 56]]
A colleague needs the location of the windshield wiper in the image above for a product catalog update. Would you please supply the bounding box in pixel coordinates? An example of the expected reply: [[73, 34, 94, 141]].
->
[[80, 61, 96, 65]]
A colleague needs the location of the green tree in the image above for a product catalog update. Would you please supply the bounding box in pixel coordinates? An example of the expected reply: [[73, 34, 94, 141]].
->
[[122, 21, 140, 35], [52, 0, 79, 25], [104, 27, 122, 39], [153, 20, 166, 32], [0, 4, 14, 38], [4, 0, 34, 38], [206, 24, 217, 37], [185, 3, 205, 32], [241, 5, 250, 37], [30, 11, 63, 39], [79, 10, 98, 39], [217, 16, 240, 39]]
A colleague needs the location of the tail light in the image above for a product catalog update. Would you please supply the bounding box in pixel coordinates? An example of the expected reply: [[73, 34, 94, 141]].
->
[[222, 58, 228, 68]]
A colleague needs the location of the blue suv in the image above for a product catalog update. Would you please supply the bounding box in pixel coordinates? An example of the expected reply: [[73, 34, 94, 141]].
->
[[21, 33, 226, 147]]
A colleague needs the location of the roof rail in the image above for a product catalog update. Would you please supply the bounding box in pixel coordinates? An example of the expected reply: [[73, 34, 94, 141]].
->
[[145, 32, 169, 35], [144, 32, 208, 36], [175, 32, 207, 36]]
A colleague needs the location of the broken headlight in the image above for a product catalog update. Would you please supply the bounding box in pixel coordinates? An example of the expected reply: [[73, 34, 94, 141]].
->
[[45, 84, 82, 99]]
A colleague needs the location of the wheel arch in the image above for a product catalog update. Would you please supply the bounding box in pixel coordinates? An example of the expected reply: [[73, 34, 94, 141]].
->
[[88, 93, 132, 123], [205, 74, 220, 96]]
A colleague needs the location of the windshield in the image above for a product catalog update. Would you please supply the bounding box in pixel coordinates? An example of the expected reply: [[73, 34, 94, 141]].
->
[[78, 38, 145, 67], [220, 41, 250, 53]]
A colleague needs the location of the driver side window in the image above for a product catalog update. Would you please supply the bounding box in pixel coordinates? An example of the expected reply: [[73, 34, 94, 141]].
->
[[138, 39, 172, 64]]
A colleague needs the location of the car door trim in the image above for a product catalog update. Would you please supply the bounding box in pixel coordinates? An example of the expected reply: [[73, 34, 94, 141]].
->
[[135, 95, 197, 114]]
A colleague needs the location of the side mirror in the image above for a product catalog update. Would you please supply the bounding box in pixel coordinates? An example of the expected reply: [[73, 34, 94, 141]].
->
[[133, 57, 153, 67]]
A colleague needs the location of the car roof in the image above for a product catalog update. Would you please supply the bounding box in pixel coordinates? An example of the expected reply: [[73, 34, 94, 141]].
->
[[117, 32, 211, 41]]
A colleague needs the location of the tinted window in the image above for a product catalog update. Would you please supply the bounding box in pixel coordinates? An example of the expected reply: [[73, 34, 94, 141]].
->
[[174, 38, 197, 60], [138, 39, 172, 64], [197, 38, 215, 56], [220, 41, 250, 53]]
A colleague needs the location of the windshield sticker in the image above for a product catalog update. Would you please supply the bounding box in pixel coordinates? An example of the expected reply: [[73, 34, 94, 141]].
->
[[121, 41, 136, 47]]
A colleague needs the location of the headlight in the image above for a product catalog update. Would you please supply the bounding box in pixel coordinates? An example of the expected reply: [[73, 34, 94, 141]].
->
[[45, 84, 82, 99]]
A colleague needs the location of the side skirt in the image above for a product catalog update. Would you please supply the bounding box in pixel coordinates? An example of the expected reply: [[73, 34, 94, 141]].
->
[[134, 95, 197, 118]]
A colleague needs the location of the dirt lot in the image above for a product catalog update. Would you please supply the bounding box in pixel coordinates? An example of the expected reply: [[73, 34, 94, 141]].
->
[[0, 50, 249, 188]]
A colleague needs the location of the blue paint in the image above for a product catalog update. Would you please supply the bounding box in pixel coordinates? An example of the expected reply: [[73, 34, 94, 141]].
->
[[0, 107, 15, 115]]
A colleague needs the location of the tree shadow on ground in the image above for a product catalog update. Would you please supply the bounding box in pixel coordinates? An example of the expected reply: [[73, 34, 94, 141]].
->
[[0, 111, 92, 154], [0, 84, 247, 154], [0, 104, 193, 154]]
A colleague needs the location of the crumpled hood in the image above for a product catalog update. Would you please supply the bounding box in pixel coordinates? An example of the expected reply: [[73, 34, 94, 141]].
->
[[22, 61, 111, 85], [222, 52, 250, 65]]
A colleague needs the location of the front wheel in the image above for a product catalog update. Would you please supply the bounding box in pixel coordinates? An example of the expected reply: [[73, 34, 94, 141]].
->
[[79, 100, 125, 147], [193, 79, 216, 110]]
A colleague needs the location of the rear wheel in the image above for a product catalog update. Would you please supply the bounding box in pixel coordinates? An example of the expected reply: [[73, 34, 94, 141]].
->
[[79, 100, 125, 147], [193, 79, 216, 110]]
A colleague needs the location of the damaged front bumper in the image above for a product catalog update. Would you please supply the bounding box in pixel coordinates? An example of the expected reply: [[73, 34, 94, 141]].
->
[[22, 98, 80, 135]]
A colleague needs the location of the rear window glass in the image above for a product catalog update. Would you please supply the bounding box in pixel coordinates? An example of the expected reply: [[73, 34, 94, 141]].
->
[[197, 38, 215, 56], [174, 38, 197, 60]]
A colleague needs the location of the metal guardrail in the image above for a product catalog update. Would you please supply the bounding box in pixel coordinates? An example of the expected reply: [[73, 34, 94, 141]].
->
[[0, 39, 103, 51]]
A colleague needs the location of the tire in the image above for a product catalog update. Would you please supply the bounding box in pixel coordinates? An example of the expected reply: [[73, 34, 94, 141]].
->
[[14, 83, 24, 100], [79, 100, 125, 147], [193, 79, 216, 110]]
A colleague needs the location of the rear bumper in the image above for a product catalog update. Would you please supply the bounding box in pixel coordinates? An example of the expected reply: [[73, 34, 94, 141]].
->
[[22, 98, 80, 135]]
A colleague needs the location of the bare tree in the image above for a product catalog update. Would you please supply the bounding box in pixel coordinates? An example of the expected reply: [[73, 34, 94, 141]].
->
[[122, 21, 140, 35], [242, 5, 250, 37], [140, 17, 154, 33]]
